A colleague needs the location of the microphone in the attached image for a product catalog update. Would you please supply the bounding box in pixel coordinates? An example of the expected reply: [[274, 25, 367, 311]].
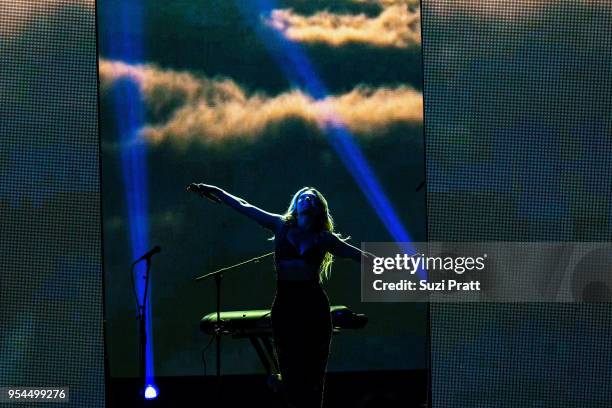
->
[[187, 183, 222, 203], [132, 246, 161, 264]]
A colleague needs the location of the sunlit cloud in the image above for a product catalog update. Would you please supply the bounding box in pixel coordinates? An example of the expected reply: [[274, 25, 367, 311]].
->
[[263, 3, 420, 48], [353, 0, 419, 6], [99, 59, 423, 145]]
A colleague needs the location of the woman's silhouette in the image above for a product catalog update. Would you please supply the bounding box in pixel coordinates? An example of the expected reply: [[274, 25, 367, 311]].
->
[[188, 183, 365, 408]]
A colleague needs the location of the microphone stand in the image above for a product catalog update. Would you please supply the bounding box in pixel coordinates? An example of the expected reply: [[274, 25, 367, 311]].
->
[[194, 252, 274, 398], [132, 254, 155, 399]]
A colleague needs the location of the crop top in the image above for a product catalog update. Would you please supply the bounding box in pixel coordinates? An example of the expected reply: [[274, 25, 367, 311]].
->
[[274, 223, 327, 267]]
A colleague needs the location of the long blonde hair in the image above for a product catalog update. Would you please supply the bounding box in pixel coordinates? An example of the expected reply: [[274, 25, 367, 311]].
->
[[281, 187, 336, 282]]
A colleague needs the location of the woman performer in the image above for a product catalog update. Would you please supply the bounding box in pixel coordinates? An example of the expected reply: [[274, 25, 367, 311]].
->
[[188, 183, 365, 408]]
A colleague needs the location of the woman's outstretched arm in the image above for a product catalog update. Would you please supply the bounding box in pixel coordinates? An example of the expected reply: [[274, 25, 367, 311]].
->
[[188, 183, 283, 232], [323, 232, 373, 263]]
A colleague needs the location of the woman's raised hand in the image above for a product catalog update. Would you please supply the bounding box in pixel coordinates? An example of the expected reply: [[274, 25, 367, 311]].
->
[[187, 183, 222, 203], [187, 182, 209, 193]]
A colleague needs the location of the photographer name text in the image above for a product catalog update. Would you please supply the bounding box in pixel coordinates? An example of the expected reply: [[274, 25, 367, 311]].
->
[[373, 279, 481, 292]]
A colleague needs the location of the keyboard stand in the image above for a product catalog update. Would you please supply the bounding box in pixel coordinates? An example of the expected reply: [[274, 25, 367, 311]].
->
[[247, 335, 279, 375]]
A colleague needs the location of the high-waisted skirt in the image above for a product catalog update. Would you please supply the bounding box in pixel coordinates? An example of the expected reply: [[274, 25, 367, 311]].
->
[[271, 280, 332, 408]]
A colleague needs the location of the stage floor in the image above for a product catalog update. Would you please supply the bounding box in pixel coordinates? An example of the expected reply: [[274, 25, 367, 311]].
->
[[108, 369, 427, 407]]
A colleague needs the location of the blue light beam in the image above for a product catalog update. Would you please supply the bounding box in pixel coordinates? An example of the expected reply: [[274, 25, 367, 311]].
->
[[105, 0, 158, 390], [236, 0, 426, 279]]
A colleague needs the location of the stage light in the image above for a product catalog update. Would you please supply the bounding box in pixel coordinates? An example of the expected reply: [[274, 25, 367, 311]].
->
[[143, 384, 159, 400]]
